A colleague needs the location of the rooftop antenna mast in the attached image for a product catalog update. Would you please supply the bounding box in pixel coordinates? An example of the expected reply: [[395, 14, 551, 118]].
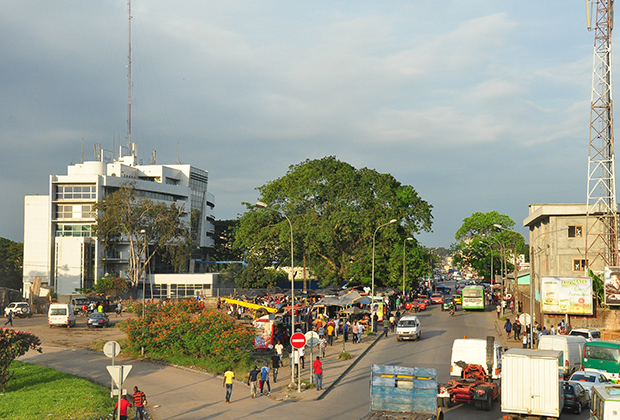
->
[[586, 0, 619, 267], [127, 0, 134, 157]]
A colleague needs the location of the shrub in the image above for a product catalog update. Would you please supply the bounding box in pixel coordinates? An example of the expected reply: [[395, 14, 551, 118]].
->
[[338, 351, 352, 360], [120, 301, 254, 370], [0, 329, 42, 392]]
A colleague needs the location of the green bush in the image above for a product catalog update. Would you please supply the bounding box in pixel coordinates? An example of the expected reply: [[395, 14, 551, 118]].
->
[[338, 351, 352, 360], [120, 300, 255, 371]]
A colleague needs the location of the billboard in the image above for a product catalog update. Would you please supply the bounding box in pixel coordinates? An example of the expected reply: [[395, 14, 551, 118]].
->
[[604, 266, 620, 306], [541, 276, 593, 315], [252, 318, 274, 350]]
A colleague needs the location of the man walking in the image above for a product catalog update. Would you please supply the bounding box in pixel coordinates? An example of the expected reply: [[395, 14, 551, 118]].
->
[[113, 395, 131, 420], [223, 366, 234, 403], [132, 386, 147, 420], [313, 356, 323, 391], [4, 310, 12, 327], [504, 318, 512, 341], [260, 362, 271, 395], [247, 365, 259, 398], [271, 353, 280, 383], [382, 317, 389, 338]]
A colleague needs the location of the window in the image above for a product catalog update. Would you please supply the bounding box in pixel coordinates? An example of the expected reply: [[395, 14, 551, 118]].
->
[[568, 225, 583, 238], [55, 225, 92, 237], [574, 259, 588, 271], [56, 204, 93, 219], [55, 184, 96, 200]]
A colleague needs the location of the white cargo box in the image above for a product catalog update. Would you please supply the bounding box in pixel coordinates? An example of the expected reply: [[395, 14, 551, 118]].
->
[[591, 384, 620, 420], [501, 349, 564, 418]]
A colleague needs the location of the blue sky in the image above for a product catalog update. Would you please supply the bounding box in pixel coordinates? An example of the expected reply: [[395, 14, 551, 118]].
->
[[0, 1, 599, 248]]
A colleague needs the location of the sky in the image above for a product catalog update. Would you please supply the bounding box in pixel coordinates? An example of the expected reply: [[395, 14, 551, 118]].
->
[[0, 1, 600, 248]]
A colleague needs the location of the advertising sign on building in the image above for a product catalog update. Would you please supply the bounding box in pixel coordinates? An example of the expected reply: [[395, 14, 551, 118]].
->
[[541, 276, 593, 315], [252, 318, 274, 350], [604, 266, 620, 306]]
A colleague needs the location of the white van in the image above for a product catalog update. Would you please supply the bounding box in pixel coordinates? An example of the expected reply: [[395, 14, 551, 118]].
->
[[48, 303, 76, 328], [450, 337, 503, 380], [395, 315, 421, 341], [538, 335, 586, 378]]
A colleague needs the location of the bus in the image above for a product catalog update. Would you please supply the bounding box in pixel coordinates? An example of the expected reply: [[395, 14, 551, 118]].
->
[[461, 285, 485, 310], [583, 340, 620, 382]]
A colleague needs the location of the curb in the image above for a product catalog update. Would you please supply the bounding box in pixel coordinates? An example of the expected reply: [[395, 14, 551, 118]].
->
[[316, 332, 384, 400]]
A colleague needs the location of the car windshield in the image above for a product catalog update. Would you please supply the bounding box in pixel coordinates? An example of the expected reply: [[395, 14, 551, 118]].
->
[[571, 373, 596, 382], [50, 308, 67, 315], [398, 320, 417, 327], [90, 313, 106, 319]]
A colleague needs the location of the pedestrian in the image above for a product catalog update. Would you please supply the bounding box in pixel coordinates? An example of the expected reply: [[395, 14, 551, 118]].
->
[[292, 349, 300, 379], [522, 333, 528, 349], [550, 324, 556, 335], [98, 303, 103, 313], [383, 317, 389, 338], [271, 353, 280, 383], [318, 335, 327, 357], [510, 299, 514, 314], [113, 395, 132, 420], [132, 386, 147, 420], [496, 304, 501, 318], [223, 366, 234, 403], [327, 322, 334, 346], [358, 322, 364, 343], [274, 340, 284, 363], [116, 302, 122, 317], [260, 362, 271, 395], [513, 320, 521, 340], [333, 318, 339, 339], [504, 318, 512, 341], [4, 310, 13, 327], [313, 356, 323, 390], [247, 365, 259, 398], [299, 345, 305, 369], [352, 322, 359, 344], [389, 314, 396, 332], [318, 324, 325, 337], [343, 321, 349, 342]]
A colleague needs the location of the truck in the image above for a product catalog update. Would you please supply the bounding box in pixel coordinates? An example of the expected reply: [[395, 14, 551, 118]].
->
[[501, 349, 564, 420], [537, 334, 586, 378], [361, 364, 443, 420], [591, 383, 620, 420], [450, 336, 502, 381], [439, 362, 499, 410]]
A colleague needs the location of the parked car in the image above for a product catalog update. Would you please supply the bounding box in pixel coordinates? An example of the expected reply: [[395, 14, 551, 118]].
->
[[563, 381, 590, 414], [4, 302, 31, 318], [48, 303, 76, 327], [71, 297, 90, 314], [569, 328, 601, 342], [87, 312, 110, 328], [430, 293, 445, 304], [569, 370, 612, 397]]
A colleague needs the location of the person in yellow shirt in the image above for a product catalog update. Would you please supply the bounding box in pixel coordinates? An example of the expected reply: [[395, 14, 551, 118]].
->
[[223, 367, 235, 403]]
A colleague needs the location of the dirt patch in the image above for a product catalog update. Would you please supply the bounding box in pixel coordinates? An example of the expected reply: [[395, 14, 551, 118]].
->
[[7, 313, 131, 349]]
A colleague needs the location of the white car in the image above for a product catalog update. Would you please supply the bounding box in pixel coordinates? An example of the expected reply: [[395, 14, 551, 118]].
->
[[569, 328, 601, 342], [4, 302, 32, 318], [569, 370, 612, 397]]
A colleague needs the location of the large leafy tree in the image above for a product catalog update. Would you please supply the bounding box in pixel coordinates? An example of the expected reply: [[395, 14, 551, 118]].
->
[[452, 211, 525, 279], [93, 184, 192, 288], [233, 157, 434, 288], [0, 238, 22, 290]]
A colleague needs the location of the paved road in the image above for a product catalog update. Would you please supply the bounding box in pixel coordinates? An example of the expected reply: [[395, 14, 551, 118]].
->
[[20, 282, 592, 419]]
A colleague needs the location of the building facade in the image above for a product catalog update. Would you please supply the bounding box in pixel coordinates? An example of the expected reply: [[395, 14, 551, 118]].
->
[[22, 153, 215, 297]]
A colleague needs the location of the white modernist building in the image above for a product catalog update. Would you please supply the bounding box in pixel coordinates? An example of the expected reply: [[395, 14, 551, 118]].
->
[[22, 153, 215, 297]]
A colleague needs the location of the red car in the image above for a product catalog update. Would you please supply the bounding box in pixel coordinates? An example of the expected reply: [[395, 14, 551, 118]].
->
[[430, 293, 445, 304], [418, 295, 431, 306], [413, 299, 427, 311]]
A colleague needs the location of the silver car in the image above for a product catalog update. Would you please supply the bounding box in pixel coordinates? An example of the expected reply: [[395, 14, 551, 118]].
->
[[4, 302, 32, 318]]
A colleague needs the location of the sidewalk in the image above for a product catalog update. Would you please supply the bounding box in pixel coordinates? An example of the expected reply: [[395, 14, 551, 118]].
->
[[257, 331, 382, 402], [494, 312, 528, 350]]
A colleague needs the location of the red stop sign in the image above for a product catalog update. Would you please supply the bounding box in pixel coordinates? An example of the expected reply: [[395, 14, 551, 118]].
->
[[290, 332, 306, 349]]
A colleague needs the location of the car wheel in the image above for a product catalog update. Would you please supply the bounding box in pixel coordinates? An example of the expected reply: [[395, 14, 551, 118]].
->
[[575, 402, 581, 414]]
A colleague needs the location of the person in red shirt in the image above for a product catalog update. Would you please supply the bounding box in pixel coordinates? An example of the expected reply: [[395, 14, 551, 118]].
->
[[113, 396, 131, 420], [313, 356, 323, 390]]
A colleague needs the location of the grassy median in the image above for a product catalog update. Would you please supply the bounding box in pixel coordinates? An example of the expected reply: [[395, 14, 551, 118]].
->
[[0, 361, 113, 420]]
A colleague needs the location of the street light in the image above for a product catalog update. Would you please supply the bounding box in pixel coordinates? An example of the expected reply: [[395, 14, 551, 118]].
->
[[371, 219, 398, 333], [403, 237, 414, 295], [256, 201, 295, 383]]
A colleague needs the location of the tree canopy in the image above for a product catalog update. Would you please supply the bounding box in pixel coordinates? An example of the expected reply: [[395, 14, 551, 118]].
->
[[233, 156, 434, 288], [452, 211, 526, 279], [93, 184, 192, 287], [0, 238, 22, 290]]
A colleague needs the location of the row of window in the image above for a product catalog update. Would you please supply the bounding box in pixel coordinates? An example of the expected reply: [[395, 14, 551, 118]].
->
[[146, 283, 211, 299], [55, 225, 92, 237], [56, 205, 93, 219], [56, 185, 96, 200]]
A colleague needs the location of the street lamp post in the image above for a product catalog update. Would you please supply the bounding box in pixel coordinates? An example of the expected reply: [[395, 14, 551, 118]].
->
[[403, 237, 414, 295], [256, 202, 295, 384], [371, 219, 397, 333]]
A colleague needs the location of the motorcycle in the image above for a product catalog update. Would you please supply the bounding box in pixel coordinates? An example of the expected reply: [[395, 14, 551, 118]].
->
[[449, 306, 455, 316]]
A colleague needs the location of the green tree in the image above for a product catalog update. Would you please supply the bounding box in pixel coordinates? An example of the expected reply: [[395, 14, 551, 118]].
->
[[234, 157, 433, 288], [452, 211, 525, 279], [0, 238, 23, 290], [93, 274, 130, 297], [93, 184, 192, 288], [0, 329, 42, 392], [211, 220, 242, 262]]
